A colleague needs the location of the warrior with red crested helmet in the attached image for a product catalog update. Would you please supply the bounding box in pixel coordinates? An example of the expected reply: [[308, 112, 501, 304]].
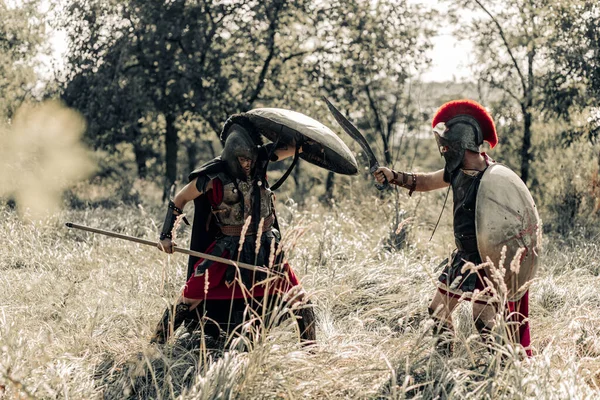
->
[[374, 99, 540, 357]]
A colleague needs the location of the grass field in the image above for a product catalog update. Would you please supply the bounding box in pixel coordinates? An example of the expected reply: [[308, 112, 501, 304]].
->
[[1, 181, 600, 399]]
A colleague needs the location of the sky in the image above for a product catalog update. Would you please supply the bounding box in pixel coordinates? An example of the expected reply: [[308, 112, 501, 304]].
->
[[413, 0, 476, 82], [420, 30, 475, 82]]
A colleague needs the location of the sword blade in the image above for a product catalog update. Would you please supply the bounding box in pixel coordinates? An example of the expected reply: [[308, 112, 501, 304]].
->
[[323, 96, 380, 172]]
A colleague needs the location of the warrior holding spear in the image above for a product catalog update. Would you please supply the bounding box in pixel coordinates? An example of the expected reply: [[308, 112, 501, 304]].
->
[[327, 98, 540, 356], [151, 109, 358, 346]]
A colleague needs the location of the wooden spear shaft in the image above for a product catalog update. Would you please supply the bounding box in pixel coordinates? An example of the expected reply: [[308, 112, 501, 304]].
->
[[65, 222, 281, 276]]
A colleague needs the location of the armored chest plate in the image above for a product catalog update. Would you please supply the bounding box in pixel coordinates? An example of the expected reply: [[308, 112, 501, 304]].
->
[[213, 179, 273, 226]]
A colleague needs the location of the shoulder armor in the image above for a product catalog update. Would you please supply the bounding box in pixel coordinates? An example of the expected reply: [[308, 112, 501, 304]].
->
[[188, 157, 225, 182]]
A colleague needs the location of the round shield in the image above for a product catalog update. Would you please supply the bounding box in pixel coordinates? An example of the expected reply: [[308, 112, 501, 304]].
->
[[476, 164, 541, 301], [246, 108, 358, 175]]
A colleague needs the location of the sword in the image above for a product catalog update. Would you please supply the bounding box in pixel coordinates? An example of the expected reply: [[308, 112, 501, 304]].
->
[[322, 97, 389, 190], [65, 222, 283, 277]]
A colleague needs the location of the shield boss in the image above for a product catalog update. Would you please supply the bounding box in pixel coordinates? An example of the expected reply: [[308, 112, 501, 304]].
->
[[476, 164, 541, 301]]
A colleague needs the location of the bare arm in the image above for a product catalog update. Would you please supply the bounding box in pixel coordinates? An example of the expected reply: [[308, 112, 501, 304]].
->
[[271, 139, 314, 161], [273, 143, 298, 161], [171, 178, 212, 210], [374, 167, 449, 193], [411, 169, 448, 192]]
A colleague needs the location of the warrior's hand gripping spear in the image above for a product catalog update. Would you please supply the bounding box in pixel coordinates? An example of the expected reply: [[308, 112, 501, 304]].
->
[[65, 222, 284, 277], [323, 97, 389, 190]]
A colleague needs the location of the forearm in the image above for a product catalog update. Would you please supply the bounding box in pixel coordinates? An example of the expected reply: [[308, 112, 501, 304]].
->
[[172, 181, 201, 211], [390, 169, 448, 193], [160, 179, 205, 240]]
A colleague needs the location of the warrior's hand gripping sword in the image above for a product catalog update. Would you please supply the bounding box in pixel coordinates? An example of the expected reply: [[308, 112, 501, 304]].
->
[[323, 97, 389, 190]]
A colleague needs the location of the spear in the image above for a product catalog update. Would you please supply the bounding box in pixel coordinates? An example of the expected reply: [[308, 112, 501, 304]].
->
[[65, 222, 282, 276]]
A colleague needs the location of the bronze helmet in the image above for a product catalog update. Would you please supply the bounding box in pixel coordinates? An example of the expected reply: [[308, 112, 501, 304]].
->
[[431, 100, 497, 177], [220, 115, 263, 180]]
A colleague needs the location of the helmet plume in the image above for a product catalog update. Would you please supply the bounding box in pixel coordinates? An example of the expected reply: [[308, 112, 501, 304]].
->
[[432, 100, 498, 148]]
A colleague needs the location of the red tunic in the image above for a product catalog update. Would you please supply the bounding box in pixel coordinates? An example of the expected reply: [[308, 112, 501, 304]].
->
[[182, 177, 300, 300]]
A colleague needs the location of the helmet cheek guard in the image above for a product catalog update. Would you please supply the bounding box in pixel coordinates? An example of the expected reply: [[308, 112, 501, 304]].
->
[[434, 123, 465, 174]]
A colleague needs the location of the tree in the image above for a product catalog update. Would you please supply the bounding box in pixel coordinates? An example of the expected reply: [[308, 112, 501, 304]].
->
[[301, 0, 435, 198], [541, 0, 600, 144], [0, 0, 46, 122], [60, 0, 337, 195], [314, 0, 434, 165], [452, 0, 552, 185], [60, 0, 436, 200]]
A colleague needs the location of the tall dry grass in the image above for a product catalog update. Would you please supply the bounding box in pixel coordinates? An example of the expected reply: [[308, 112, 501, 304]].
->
[[1, 180, 600, 399]]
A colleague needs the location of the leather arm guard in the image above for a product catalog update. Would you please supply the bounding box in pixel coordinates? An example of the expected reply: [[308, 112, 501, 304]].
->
[[390, 170, 417, 196], [160, 201, 190, 240]]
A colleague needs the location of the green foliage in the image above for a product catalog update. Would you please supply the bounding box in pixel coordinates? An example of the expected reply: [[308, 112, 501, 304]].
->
[[314, 0, 436, 167], [0, 0, 46, 122], [450, 0, 552, 185], [449, 0, 600, 194], [541, 1, 600, 114], [58, 0, 435, 197], [534, 139, 600, 236], [539, 0, 600, 145]]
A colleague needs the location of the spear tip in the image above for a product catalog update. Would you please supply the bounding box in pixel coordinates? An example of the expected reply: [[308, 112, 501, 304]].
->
[[65, 222, 73, 228]]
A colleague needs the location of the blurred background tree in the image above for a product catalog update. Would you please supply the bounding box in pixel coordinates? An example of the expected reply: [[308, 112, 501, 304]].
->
[[0, 0, 597, 233], [57, 0, 435, 199], [447, 0, 599, 233], [452, 0, 551, 186], [0, 0, 46, 122], [541, 0, 600, 143]]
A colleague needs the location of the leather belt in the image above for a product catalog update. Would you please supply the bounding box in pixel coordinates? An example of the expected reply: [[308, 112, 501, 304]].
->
[[219, 214, 275, 236]]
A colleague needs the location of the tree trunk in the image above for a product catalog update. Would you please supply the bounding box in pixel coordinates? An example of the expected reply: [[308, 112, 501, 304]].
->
[[382, 136, 392, 165], [292, 160, 303, 199], [164, 113, 178, 200], [520, 106, 532, 185], [325, 171, 335, 200], [187, 142, 198, 174], [133, 142, 148, 179], [132, 122, 148, 179], [208, 141, 216, 159]]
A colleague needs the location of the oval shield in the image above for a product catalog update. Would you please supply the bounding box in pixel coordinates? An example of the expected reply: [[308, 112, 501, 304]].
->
[[476, 164, 541, 301], [246, 108, 358, 175]]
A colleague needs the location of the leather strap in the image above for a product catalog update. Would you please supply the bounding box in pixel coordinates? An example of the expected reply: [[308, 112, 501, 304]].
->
[[390, 170, 417, 196], [160, 200, 190, 240], [270, 144, 300, 191]]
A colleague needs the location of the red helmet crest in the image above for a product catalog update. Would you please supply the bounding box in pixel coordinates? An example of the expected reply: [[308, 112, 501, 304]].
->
[[432, 99, 498, 148]]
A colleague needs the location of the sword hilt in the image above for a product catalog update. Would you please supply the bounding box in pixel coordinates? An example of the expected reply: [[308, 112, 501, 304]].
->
[[370, 165, 389, 191]]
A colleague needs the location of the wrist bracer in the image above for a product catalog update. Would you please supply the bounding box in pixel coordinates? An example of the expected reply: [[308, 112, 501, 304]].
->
[[160, 201, 190, 240], [390, 170, 417, 196]]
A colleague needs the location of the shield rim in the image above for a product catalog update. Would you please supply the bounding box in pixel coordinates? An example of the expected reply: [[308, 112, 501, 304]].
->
[[475, 163, 541, 301], [246, 108, 359, 175]]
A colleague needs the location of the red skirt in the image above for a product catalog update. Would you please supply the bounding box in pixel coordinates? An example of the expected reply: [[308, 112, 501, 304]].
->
[[182, 240, 300, 300]]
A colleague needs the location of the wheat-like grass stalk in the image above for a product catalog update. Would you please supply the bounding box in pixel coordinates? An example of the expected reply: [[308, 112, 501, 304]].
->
[[254, 217, 264, 257], [2, 184, 600, 399], [237, 215, 252, 254]]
